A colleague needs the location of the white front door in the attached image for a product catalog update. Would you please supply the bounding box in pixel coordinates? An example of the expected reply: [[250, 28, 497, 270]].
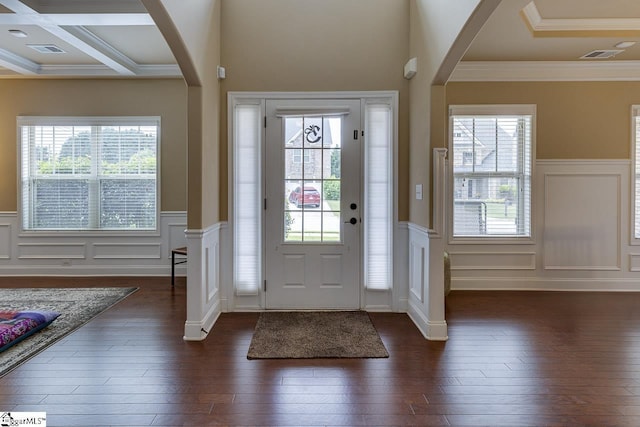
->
[[264, 99, 361, 309]]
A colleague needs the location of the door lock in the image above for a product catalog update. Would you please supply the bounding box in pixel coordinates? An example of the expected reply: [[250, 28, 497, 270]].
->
[[344, 217, 358, 225]]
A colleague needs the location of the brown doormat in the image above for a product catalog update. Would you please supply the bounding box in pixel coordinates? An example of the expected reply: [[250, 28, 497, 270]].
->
[[247, 311, 389, 359]]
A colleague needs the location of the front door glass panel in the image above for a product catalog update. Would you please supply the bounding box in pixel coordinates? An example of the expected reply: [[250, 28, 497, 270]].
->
[[284, 116, 341, 242]]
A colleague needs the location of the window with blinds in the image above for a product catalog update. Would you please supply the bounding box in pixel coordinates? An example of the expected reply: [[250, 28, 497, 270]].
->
[[19, 117, 159, 232], [633, 107, 640, 239], [364, 103, 393, 290], [233, 104, 262, 295], [449, 105, 534, 238]]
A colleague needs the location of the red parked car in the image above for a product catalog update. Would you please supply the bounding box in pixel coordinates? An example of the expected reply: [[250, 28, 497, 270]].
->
[[288, 186, 321, 208]]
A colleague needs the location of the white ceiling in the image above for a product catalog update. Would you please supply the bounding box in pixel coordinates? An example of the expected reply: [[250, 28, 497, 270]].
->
[[1, 0, 639, 82], [0, 0, 179, 77], [453, 0, 640, 81]]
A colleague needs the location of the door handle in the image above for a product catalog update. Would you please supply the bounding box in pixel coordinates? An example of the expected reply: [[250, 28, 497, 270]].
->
[[344, 217, 358, 225]]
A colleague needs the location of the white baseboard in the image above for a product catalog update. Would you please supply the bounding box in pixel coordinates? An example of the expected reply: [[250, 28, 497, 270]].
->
[[183, 298, 220, 341], [453, 277, 640, 292], [407, 299, 448, 341], [0, 265, 187, 276]]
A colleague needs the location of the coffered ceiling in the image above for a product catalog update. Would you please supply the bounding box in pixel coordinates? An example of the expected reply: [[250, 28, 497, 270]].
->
[[0, 0, 179, 77], [453, 0, 640, 81], [1, 1, 639, 82]]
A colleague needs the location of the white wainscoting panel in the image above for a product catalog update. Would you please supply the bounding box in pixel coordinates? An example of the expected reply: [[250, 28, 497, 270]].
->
[[449, 160, 639, 292], [0, 211, 187, 275], [93, 243, 162, 259], [18, 243, 86, 259], [407, 223, 447, 340], [0, 223, 11, 259], [408, 223, 430, 338], [629, 254, 640, 272], [206, 240, 220, 303], [184, 222, 222, 341], [409, 242, 425, 302], [450, 252, 536, 270], [543, 173, 620, 271]]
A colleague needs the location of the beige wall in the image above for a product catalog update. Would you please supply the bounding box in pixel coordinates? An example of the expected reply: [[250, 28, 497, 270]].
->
[[200, 0, 222, 227], [0, 78, 187, 212], [445, 81, 636, 159], [408, 0, 495, 228], [220, 0, 410, 221], [146, 0, 221, 229], [153, 0, 219, 83], [408, 3, 432, 227]]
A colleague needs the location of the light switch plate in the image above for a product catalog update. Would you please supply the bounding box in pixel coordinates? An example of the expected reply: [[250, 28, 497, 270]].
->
[[415, 184, 423, 200]]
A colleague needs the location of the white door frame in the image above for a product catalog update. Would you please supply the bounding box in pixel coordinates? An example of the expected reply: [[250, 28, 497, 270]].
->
[[264, 98, 362, 309], [227, 91, 399, 312]]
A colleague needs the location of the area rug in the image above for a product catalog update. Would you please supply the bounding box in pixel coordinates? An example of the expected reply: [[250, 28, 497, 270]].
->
[[0, 287, 138, 376], [247, 311, 389, 359]]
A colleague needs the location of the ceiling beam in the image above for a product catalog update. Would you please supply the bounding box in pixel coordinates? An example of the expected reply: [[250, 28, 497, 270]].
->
[[38, 23, 136, 75], [0, 0, 137, 75], [63, 26, 139, 71], [0, 13, 155, 26]]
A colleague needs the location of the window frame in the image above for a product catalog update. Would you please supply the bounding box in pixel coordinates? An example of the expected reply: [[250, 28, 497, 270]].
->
[[17, 116, 161, 237], [228, 91, 399, 300], [632, 106, 640, 245], [448, 104, 536, 245]]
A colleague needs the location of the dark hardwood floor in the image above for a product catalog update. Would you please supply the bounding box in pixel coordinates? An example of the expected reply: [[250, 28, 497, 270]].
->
[[1, 277, 640, 426]]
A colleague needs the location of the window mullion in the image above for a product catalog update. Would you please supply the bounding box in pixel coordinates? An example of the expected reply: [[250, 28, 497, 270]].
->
[[27, 126, 36, 229], [88, 126, 100, 229]]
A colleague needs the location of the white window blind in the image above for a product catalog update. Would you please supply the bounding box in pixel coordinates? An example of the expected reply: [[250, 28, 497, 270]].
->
[[233, 104, 262, 295], [19, 117, 159, 232], [450, 105, 534, 238], [633, 106, 640, 239], [364, 103, 393, 290]]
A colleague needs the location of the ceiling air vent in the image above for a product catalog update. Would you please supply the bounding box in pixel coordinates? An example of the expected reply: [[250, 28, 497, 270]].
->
[[27, 44, 66, 54], [580, 49, 623, 59]]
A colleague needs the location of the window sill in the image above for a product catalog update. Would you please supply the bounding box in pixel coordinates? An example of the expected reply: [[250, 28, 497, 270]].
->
[[19, 230, 161, 238]]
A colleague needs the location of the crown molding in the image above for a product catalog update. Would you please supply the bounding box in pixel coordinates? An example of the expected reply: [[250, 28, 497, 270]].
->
[[0, 63, 182, 78], [0, 47, 38, 74], [450, 60, 640, 82], [522, 1, 640, 37]]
